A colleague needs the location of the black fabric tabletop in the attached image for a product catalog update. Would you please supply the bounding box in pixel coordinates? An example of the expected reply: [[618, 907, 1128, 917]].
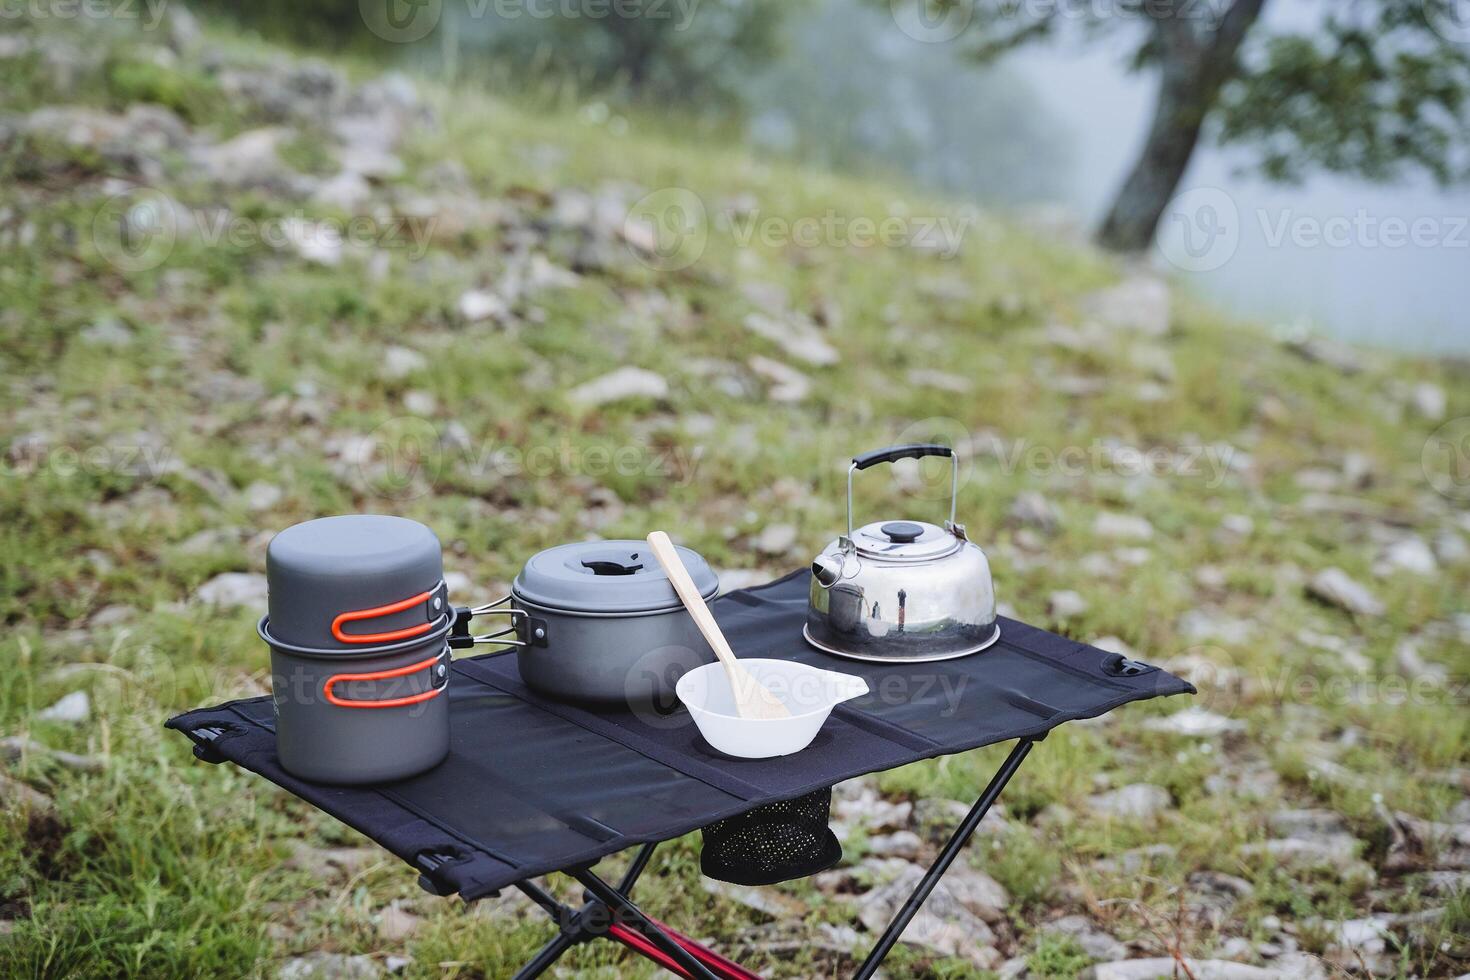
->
[[167, 570, 1193, 901]]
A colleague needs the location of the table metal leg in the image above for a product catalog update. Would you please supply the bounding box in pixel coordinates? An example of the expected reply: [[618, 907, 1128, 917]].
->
[[573, 868, 723, 980], [618, 841, 659, 896], [510, 929, 578, 980], [852, 738, 1037, 980]]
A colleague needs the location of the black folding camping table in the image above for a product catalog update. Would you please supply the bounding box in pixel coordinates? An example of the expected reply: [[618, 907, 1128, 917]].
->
[[167, 570, 1193, 979]]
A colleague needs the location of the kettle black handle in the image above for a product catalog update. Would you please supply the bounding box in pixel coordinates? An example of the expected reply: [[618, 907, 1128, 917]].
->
[[846, 444, 960, 538], [852, 444, 953, 471]]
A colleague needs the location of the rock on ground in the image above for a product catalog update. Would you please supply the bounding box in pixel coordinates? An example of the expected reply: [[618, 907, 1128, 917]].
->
[[1048, 590, 1090, 619], [747, 356, 811, 403], [37, 691, 90, 724], [277, 953, 382, 980], [1088, 958, 1290, 979], [1039, 914, 1128, 960], [1081, 276, 1171, 336], [195, 572, 269, 609], [1093, 512, 1154, 541], [1307, 567, 1385, 616], [1087, 783, 1172, 820], [1142, 706, 1244, 737], [567, 367, 668, 407], [856, 862, 1001, 969], [754, 523, 799, 556]]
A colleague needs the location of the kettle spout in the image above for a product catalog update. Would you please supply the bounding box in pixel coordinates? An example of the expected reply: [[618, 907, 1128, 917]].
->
[[811, 554, 843, 588]]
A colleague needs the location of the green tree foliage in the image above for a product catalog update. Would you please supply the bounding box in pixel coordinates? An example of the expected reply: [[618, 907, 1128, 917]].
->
[[890, 0, 1470, 250]]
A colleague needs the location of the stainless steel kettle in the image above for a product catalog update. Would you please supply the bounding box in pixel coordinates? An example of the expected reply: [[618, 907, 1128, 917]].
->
[[805, 444, 999, 663]]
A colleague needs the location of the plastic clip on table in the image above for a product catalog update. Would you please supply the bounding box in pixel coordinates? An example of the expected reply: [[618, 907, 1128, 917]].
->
[[168, 571, 1194, 979]]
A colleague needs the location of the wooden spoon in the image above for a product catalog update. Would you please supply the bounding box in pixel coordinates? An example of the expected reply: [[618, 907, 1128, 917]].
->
[[646, 531, 791, 720]]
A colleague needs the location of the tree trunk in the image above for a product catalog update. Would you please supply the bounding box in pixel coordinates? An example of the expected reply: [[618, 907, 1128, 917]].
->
[[1095, 0, 1268, 252]]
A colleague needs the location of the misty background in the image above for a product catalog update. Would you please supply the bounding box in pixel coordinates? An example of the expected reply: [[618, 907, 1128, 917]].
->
[[420, 0, 1470, 354]]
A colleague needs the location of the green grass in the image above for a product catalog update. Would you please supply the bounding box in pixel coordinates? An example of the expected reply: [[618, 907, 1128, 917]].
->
[[0, 7, 1467, 979]]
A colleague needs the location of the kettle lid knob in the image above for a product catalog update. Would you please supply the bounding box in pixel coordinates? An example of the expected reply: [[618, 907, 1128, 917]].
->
[[880, 521, 924, 544]]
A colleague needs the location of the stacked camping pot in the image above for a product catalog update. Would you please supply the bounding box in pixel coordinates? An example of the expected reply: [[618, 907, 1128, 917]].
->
[[261, 515, 453, 784]]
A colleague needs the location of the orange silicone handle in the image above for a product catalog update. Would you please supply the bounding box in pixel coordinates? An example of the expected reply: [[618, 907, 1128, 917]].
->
[[331, 590, 434, 644], [322, 654, 445, 709]]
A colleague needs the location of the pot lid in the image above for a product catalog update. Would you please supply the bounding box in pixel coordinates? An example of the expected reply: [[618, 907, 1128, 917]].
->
[[513, 539, 719, 614], [850, 520, 962, 561]]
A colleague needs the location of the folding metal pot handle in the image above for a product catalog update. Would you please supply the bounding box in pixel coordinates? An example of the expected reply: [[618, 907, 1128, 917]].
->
[[449, 595, 532, 649], [846, 444, 959, 538], [323, 650, 449, 709], [331, 583, 448, 645]]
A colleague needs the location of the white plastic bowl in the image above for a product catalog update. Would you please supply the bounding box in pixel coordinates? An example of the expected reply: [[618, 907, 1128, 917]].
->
[[675, 658, 869, 758]]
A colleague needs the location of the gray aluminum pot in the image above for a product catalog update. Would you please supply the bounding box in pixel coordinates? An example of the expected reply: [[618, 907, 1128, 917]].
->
[[489, 540, 720, 705], [262, 515, 452, 784]]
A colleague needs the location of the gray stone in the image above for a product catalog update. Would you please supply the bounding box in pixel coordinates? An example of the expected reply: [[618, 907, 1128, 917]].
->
[[754, 523, 799, 556], [281, 217, 344, 267], [1285, 335, 1362, 374], [242, 481, 284, 511], [567, 367, 668, 407], [380, 345, 428, 380], [1087, 783, 1172, 820], [906, 369, 973, 394], [856, 862, 1000, 969], [747, 356, 811, 403], [1307, 568, 1385, 617], [1093, 512, 1154, 541], [277, 953, 383, 980], [742, 312, 839, 366], [702, 879, 807, 919], [1040, 914, 1128, 960], [37, 691, 90, 724], [1142, 707, 1243, 737], [313, 170, 372, 213], [457, 289, 508, 324], [1048, 590, 1090, 619], [865, 831, 923, 860], [1081, 276, 1171, 336], [1377, 536, 1438, 576], [1409, 381, 1447, 421], [1178, 610, 1255, 645], [0, 736, 104, 772], [80, 316, 133, 348], [1088, 959, 1287, 980], [375, 903, 421, 942], [1009, 492, 1059, 532], [1267, 809, 1346, 837], [0, 773, 57, 815], [195, 572, 269, 609], [1243, 834, 1361, 866]]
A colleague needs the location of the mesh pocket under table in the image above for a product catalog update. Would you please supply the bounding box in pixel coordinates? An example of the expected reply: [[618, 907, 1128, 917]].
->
[[168, 570, 1193, 901]]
